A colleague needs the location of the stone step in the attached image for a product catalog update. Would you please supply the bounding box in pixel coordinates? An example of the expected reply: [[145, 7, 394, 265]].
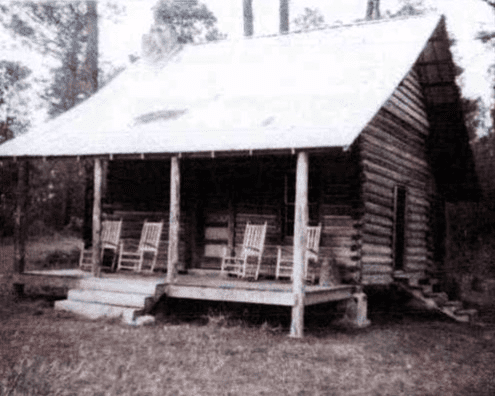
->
[[78, 277, 161, 295], [443, 300, 463, 309], [423, 291, 449, 305], [68, 289, 148, 308], [455, 308, 478, 318], [55, 299, 137, 323], [420, 284, 433, 294]]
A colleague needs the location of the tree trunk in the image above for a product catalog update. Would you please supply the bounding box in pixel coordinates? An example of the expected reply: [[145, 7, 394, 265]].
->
[[86, 1, 98, 93], [366, 0, 380, 20]]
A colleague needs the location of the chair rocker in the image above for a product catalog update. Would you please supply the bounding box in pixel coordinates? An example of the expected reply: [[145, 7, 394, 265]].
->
[[276, 223, 322, 283], [79, 219, 123, 271], [117, 220, 163, 273], [221, 222, 267, 280]]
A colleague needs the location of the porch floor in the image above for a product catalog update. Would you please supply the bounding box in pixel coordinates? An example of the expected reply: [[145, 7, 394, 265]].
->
[[13, 269, 358, 307]]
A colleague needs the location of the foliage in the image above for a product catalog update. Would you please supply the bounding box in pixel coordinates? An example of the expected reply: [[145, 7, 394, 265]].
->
[[292, 8, 325, 31], [152, 0, 225, 44], [0, 60, 32, 141], [391, 0, 426, 17]]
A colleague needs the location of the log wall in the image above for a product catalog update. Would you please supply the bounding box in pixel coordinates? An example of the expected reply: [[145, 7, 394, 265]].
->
[[359, 68, 437, 285]]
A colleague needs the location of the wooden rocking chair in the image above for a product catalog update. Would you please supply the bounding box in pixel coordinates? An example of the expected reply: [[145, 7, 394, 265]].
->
[[221, 222, 267, 280], [117, 220, 163, 273], [79, 219, 123, 271], [276, 223, 322, 283]]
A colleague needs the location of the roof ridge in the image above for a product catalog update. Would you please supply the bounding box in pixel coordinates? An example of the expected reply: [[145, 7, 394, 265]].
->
[[184, 12, 440, 47]]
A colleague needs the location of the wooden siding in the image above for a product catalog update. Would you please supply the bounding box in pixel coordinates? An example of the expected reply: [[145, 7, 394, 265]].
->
[[359, 68, 436, 285]]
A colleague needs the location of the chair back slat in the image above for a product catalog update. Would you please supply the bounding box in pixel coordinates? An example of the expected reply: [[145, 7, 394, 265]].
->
[[306, 224, 322, 257], [101, 219, 122, 249], [241, 222, 267, 260], [138, 221, 163, 252]]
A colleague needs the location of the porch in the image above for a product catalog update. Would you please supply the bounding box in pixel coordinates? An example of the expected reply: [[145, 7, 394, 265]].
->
[[14, 268, 358, 307], [10, 148, 367, 337]]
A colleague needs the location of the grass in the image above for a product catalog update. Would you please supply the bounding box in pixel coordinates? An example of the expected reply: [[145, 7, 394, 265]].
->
[[1, 234, 494, 394], [0, 294, 494, 396], [0, 234, 82, 273]]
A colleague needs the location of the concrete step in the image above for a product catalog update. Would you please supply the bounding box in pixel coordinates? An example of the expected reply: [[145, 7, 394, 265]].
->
[[68, 289, 148, 308], [423, 291, 449, 306], [54, 299, 155, 325], [443, 300, 463, 309], [78, 277, 161, 295], [455, 308, 478, 320], [55, 299, 136, 322]]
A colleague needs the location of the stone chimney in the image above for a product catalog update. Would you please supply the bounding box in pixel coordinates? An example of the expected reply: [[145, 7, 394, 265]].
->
[[243, 0, 254, 37], [279, 0, 289, 34]]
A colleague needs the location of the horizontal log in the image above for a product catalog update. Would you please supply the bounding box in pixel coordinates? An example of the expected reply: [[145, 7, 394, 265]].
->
[[362, 243, 392, 256], [362, 233, 391, 246], [363, 191, 394, 210], [407, 222, 429, 232], [385, 96, 430, 132], [361, 264, 393, 274], [362, 181, 394, 200], [405, 246, 429, 256], [404, 262, 428, 271], [362, 127, 429, 169], [397, 82, 426, 112], [392, 89, 429, 126], [361, 255, 394, 265], [362, 160, 425, 190], [361, 274, 393, 285], [409, 213, 429, 223], [361, 146, 429, 183], [406, 238, 428, 248], [372, 111, 426, 148], [321, 236, 357, 248], [322, 226, 359, 237], [363, 223, 393, 237], [363, 213, 393, 228], [364, 201, 394, 219], [321, 215, 355, 227]]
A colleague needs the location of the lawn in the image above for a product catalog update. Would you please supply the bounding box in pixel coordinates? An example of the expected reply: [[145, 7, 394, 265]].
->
[[0, 235, 82, 274], [0, 293, 494, 396], [1, 235, 494, 395]]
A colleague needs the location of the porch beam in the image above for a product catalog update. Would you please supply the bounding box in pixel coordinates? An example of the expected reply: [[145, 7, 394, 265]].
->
[[167, 156, 180, 283], [92, 158, 103, 277], [291, 151, 309, 338]]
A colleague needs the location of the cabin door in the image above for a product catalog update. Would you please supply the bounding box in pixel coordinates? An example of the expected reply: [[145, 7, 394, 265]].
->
[[393, 185, 407, 271]]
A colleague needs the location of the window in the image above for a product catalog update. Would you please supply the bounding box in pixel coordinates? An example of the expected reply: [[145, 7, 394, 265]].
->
[[393, 185, 407, 271]]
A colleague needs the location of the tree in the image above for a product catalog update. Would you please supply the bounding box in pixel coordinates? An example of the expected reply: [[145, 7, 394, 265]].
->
[[366, 0, 381, 20], [0, 60, 32, 142], [293, 8, 325, 31], [152, 0, 225, 44], [391, 0, 426, 17]]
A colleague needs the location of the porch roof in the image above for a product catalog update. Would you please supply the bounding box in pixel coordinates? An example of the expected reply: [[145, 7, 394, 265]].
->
[[0, 15, 442, 158]]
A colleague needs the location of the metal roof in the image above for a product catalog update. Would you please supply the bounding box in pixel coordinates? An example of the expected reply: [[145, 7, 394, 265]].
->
[[0, 15, 442, 158]]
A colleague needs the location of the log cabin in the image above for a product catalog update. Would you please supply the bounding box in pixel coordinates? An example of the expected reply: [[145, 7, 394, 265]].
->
[[0, 12, 479, 336]]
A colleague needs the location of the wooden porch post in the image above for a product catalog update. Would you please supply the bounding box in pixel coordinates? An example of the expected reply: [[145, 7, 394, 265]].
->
[[13, 160, 29, 295], [290, 151, 308, 338], [167, 156, 180, 283], [92, 158, 103, 277]]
